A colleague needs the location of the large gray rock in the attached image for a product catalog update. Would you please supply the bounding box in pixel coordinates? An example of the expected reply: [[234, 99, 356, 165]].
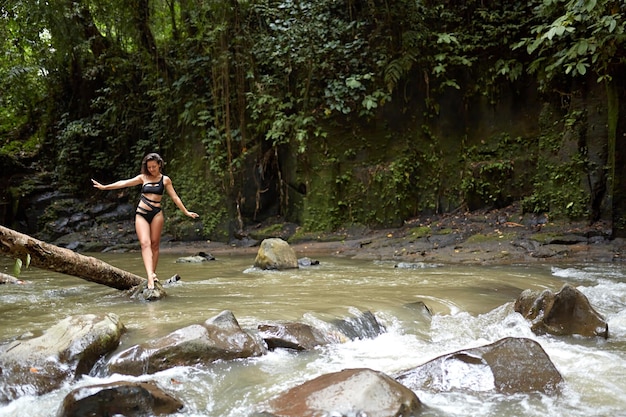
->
[[0, 313, 125, 402], [331, 310, 386, 340], [129, 279, 167, 301], [57, 380, 183, 417], [106, 310, 266, 376], [257, 322, 332, 351], [175, 251, 215, 263], [514, 284, 608, 338], [261, 368, 422, 417], [396, 337, 563, 394], [254, 238, 298, 270]]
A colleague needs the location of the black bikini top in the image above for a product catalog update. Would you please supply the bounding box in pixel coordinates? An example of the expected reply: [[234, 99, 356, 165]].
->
[[141, 175, 164, 195]]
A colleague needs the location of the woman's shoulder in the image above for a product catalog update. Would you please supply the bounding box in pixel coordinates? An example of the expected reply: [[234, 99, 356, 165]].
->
[[131, 174, 145, 184]]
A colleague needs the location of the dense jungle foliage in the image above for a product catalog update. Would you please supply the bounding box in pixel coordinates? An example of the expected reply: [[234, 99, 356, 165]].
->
[[1, 0, 625, 240]]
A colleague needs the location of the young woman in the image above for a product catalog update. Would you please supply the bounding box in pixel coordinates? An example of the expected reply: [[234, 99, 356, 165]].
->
[[92, 153, 199, 289]]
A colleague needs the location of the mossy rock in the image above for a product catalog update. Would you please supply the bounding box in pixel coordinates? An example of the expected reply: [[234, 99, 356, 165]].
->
[[528, 232, 560, 244], [247, 223, 299, 241], [409, 226, 431, 238], [465, 232, 515, 244]]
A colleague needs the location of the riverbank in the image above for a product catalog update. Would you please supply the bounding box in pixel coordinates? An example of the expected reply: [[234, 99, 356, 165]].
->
[[159, 204, 626, 265]]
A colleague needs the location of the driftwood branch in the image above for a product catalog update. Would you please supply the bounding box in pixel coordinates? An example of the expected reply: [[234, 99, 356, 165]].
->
[[0, 271, 25, 284], [0, 225, 144, 290]]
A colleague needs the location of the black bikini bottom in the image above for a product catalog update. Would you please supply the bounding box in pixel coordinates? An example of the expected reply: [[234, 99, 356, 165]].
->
[[136, 195, 162, 224]]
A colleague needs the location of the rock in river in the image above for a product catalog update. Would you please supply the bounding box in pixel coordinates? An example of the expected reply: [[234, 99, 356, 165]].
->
[[254, 238, 298, 270], [0, 313, 125, 402], [57, 380, 183, 417], [514, 284, 608, 338], [259, 368, 422, 417], [106, 310, 266, 376], [396, 337, 563, 395]]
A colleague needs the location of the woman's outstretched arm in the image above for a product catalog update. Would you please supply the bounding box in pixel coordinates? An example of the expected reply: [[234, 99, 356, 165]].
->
[[164, 177, 199, 218], [92, 175, 143, 191]]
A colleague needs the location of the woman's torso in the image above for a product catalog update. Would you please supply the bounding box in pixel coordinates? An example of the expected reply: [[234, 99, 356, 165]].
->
[[141, 175, 165, 200]]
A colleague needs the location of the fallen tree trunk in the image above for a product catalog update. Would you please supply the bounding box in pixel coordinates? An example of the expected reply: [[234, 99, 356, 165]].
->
[[0, 225, 144, 290]]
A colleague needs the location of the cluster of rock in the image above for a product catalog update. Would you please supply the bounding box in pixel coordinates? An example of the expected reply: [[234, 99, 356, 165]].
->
[[0, 281, 608, 416], [131, 239, 306, 304]]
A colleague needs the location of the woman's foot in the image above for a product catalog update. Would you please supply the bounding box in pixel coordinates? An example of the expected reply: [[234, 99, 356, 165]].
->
[[148, 272, 158, 290]]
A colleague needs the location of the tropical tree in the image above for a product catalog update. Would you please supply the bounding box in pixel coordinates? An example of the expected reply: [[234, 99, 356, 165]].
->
[[515, 0, 626, 232], [0, 1, 49, 162]]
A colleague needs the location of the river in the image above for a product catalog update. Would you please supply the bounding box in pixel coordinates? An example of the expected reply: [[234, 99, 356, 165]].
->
[[1, 252, 625, 416]]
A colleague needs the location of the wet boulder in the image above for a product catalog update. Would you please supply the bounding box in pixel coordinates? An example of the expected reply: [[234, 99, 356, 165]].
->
[[129, 279, 167, 301], [514, 284, 608, 338], [163, 274, 181, 285], [254, 238, 298, 270], [257, 322, 332, 351], [297, 257, 319, 267], [57, 380, 184, 417], [260, 368, 422, 417], [331, 310, 386, 340], [404, 300, 433, 314], [396, 337, 563, 395], [175, 251, 215, 263], [106, 310, 266, 376], [0, 313, 125, 402]]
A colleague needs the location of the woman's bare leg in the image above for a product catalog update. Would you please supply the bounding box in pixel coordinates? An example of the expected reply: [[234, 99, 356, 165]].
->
[[150, 213, 164, 279], [135, 215, 156, 288]]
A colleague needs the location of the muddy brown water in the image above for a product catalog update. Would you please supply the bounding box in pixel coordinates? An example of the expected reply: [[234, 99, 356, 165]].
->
[[1, 253, 626, 416]]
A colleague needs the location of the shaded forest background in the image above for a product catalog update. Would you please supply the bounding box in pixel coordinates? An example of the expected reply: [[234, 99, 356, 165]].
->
[[1, 0, 625, 243]]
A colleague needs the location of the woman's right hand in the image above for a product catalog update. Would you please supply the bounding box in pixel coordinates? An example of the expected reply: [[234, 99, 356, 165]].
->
[[91, 179, 104, 190]]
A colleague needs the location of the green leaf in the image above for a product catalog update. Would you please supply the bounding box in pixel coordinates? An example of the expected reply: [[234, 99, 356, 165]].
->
[[565, 64, 573, 74], [345, 77, 362, 89], [576, 62, 587, 75], [527, 38, 542, 54], [13, 259, 22, 277], [512, 39, 527, 50], [577, 40, 588, 55], [433, 64, 446, 75], [555, 25, 566, 37], [544, 27, 557, 40], [442, 80, 460, 89], [585, 0, 597, 13], [362, 96, 378, 110]]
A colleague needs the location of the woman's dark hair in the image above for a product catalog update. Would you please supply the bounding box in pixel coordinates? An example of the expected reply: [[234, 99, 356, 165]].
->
[[141, 153, 164, 175]]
